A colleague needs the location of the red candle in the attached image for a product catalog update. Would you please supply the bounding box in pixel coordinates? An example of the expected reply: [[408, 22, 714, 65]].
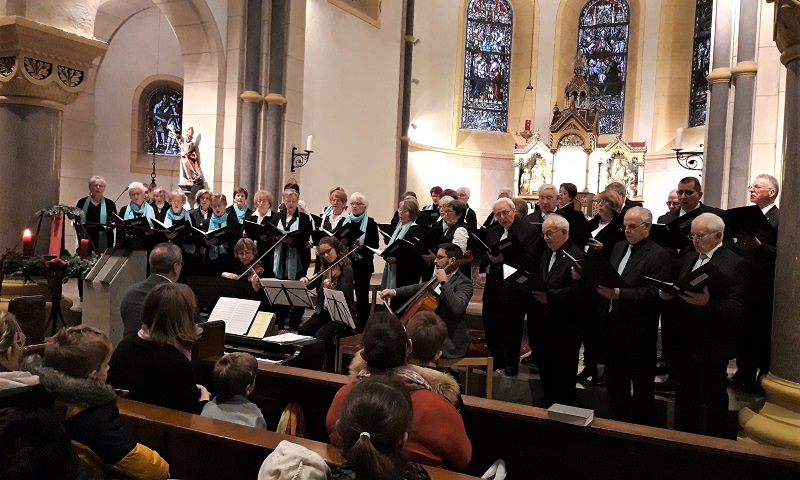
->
[[22, 229, 34, 256], [79, 239, 90, 259], [525, 119, 531, 131]]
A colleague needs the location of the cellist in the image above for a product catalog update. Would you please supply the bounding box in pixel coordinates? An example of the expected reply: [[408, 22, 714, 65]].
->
[[379, 243, 473, 359]]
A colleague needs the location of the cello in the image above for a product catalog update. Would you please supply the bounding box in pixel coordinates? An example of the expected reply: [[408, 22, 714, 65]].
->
[[395, 251, 473, 325]]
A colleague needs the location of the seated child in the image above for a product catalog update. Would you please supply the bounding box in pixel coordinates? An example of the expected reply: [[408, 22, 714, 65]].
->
[[24, 325, 169, 480], [405, 311, 464, 412], [201, 352, 267, 429]]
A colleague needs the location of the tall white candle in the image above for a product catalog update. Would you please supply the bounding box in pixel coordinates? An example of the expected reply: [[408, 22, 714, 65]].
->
[[306, 135, 313, 151], [675, 128, 684, 150]]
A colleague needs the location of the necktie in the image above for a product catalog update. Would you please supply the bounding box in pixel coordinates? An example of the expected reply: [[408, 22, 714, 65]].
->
[[617, 244, 634, 275], [501, 228, 509, 241], [548, 251, 558, 272], [693, 253, 709, 271]]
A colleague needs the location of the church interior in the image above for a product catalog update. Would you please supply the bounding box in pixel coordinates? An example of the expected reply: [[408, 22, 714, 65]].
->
[[2, 0, 800, 478]]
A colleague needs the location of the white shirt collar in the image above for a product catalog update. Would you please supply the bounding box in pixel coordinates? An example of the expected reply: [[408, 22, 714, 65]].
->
[[703, 242, 724, 260], [761, 204, 775, 216]]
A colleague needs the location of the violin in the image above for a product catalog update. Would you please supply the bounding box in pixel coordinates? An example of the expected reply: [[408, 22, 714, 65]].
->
[[305, 246, 359, 288], [396, 251, 474, 325], [237, 233, 288, 280]]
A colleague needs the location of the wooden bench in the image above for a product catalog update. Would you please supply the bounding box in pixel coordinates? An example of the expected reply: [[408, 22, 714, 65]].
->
[[117, 398, 481, 480], [193, 358, 800, 478]]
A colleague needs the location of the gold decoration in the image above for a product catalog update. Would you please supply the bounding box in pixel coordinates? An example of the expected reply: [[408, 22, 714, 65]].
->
[[263, 93, 287, 105], [706, 68, 732, 86]]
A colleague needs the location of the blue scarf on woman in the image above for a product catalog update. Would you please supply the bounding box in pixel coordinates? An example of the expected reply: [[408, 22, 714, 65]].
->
[[233, 204, 247, 223], [380, 221, 414, 290], [208, 213, 227, 260], [343, 212, 369, 260], [81, 196, 108, 251]]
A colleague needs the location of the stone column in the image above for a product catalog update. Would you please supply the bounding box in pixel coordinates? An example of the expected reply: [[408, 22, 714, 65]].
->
[[238, 0, 264, 198], [398, 0, 416, 200], [738, 0, 800, 450], [262, 0, 288, 197], [0, 17, 106, 252], [703, 0, 735, 208], [727, 0, 761, 207]]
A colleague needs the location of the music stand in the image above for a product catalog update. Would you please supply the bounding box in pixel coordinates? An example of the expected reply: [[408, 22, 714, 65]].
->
[[323, 288, 356, 329], [260, 279, 315, 309]]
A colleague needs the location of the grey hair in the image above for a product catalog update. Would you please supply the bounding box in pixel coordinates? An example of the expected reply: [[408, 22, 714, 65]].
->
[[89, 176, 106, 188], [693, 212, 725, 234], [128, 181, 145, 193], [438, 195, 455, 207], [149, 243, 183, 275], [498, 188, 513, 198], [538, 184, 557, 195], [457, 187, 471, 199], [493, 197, 515, 211], [754, 174, 779, 197], [544, 214, 569, 232], [626, 206, 653, 224], [350, 192, 369, 208]]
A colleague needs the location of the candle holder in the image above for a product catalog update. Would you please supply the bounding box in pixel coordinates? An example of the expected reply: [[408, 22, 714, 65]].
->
[[291, 147, 313, 172], [673, 144, 704, 172]]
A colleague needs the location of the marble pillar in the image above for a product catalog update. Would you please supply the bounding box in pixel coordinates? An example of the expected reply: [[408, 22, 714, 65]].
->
[[0, 17, 106, 252], [727, 0, 761, 207], [239, 0, 264, 198], [738, 0, 800, 449], [703, 0, 735, 208]]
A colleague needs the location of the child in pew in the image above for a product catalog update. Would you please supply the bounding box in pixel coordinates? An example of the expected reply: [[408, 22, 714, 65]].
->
[[23, 325, 169, 480], [405, 311, 464, 413], [331, 375, 431, 480], [201, 352, 268, 429]]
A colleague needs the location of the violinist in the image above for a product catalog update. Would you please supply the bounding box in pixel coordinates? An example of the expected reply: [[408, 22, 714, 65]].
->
[[298, 237, 355, 370], [221, 239, 272, 304], [379, 243, 473, 359]]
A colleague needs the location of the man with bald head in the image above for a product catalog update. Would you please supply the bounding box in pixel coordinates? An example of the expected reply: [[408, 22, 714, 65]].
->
[[531, 215, 585, 406], [594, 207, 672, 425], [659, 213, 746, 438], [482, 197, 540, 376]]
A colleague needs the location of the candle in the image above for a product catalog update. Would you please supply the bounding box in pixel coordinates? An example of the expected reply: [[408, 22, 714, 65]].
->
[[525, 119, 531, 131], [306, 135, 313, 151], [22, 229, 34, 256], [675, 127, 684, 150], [79, 239, 90, 259]]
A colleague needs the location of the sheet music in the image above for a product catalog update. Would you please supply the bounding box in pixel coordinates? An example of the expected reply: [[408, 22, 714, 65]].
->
[[366, 246, 386, 256], [247, 312, 274, 338], [208, 297, 260, 336], [263, 332, 313, 344]]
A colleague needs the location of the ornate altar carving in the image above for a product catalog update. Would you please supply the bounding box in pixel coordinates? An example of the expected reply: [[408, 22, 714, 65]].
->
[[596, 132, 645, 200], [513, 132, 554, 199]]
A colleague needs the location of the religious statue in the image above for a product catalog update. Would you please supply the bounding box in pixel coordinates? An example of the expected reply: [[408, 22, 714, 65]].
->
[[169, 125, 205, 189]]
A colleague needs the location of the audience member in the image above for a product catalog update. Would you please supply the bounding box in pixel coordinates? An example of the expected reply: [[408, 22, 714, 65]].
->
[[258, 440, 330, 480], [202, 352, 267, 429]]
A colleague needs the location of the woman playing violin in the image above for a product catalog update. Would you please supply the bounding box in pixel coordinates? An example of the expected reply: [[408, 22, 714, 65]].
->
[[298, 236, 355, 371], [222, 238, 272, 293]]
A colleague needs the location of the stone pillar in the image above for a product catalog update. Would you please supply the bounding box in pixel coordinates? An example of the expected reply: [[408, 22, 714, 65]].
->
[[738, 0, 800, 450], [239, 0, 264, 198], [0, 17, 106, 252], [703, 0, 736, 208], [398, 0, 416, 200], [727, 0, 761, 207], [262, 0, 288, 197]]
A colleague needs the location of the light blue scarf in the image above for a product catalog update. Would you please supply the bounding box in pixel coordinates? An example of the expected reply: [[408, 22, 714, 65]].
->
[[164, 208, 190, 227], [274, 214, 303, 279], [123, 201, 154, 221], [233, 204, 247, 223], [81, 196, 108, 251], [343, 212, 369, 260], [380, 221, 414, 290], [208, 213, 227, 260]]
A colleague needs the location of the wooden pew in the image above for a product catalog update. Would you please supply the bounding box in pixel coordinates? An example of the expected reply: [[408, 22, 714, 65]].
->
[[118, 398, 481, 480], [194, 358, 800, 479]]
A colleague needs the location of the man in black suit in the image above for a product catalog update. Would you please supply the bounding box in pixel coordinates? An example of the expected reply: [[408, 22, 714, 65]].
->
[[532, 215, 586, 406], [657, 176, 725, 226], [657, 189, 681, 223], [731, 174, 780, 392], [593, 207, 672, 425], [524, 184, 558, 225], [120, 243, 183, 338], [483, 188, 513, 228], [483, 198, 540, 376], [659, 213, 746, 438]]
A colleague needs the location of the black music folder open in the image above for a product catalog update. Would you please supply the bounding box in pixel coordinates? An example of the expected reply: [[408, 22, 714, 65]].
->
[[502, 264, 549, 292], [367, 237, 418, 261], [724, 205, 775, 238], [645, 261, 731, 297], [650, 208, 704, 249], [471, 231, 523, 257], [567, 252, 626, 288]]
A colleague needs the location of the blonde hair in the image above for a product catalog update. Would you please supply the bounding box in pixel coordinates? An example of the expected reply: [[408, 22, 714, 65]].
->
[[0, 312, 22, 359]]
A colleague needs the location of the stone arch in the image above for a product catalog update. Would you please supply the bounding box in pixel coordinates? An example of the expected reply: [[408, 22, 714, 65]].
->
[[95, 0, 227, 192], [551, 0, 645, 141]]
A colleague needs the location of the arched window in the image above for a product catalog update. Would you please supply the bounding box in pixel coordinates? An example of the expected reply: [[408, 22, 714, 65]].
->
[[144, 85, 183, 155], [577, 0, 629, 135], [461, 0, 513, 132], [689, 0, 712, 127]]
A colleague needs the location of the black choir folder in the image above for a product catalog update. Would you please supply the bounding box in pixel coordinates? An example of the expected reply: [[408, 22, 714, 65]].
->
[[191, 225, 229, 242], [565, 252, 626, 288], [547, 404, 594, 426], [725, 205, 775, 238], [470, 231, 523, 257], [367, 238, 417, 261], [242, 220, 273, 239], [310, 224, 364, 246], [150, 218, 191, 236], [650, 208, 704, 249], [502, 264, 548, 292], [645, 261, 731, 297], [110, 212, 153, 230]]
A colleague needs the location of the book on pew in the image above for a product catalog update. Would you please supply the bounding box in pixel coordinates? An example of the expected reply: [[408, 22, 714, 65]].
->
[[366, 238, 418, 260], [566, 252, 627, 288], [150, 218, 191, 236], [207, 297, 269, 337], [502, 264, 548, 292], [645, 261, 731, 297], [724, 205, 775, 238], [547, 403, 594, 426]]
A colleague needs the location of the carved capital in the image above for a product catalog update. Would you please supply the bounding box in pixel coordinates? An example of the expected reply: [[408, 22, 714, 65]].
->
[[0, 17, 107, 109], [768, 0, 800, 65]]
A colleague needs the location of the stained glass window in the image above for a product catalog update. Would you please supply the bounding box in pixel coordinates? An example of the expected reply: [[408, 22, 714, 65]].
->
[[577, 0, 629, 135], [689, 0, 712, 127], [461, 0, 513, 132], [145, 87, 183, 155]]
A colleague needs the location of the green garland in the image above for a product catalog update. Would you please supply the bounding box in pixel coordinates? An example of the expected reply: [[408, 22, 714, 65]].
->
[[1, 252, 98, 283], [35, 204, 85, 220]]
